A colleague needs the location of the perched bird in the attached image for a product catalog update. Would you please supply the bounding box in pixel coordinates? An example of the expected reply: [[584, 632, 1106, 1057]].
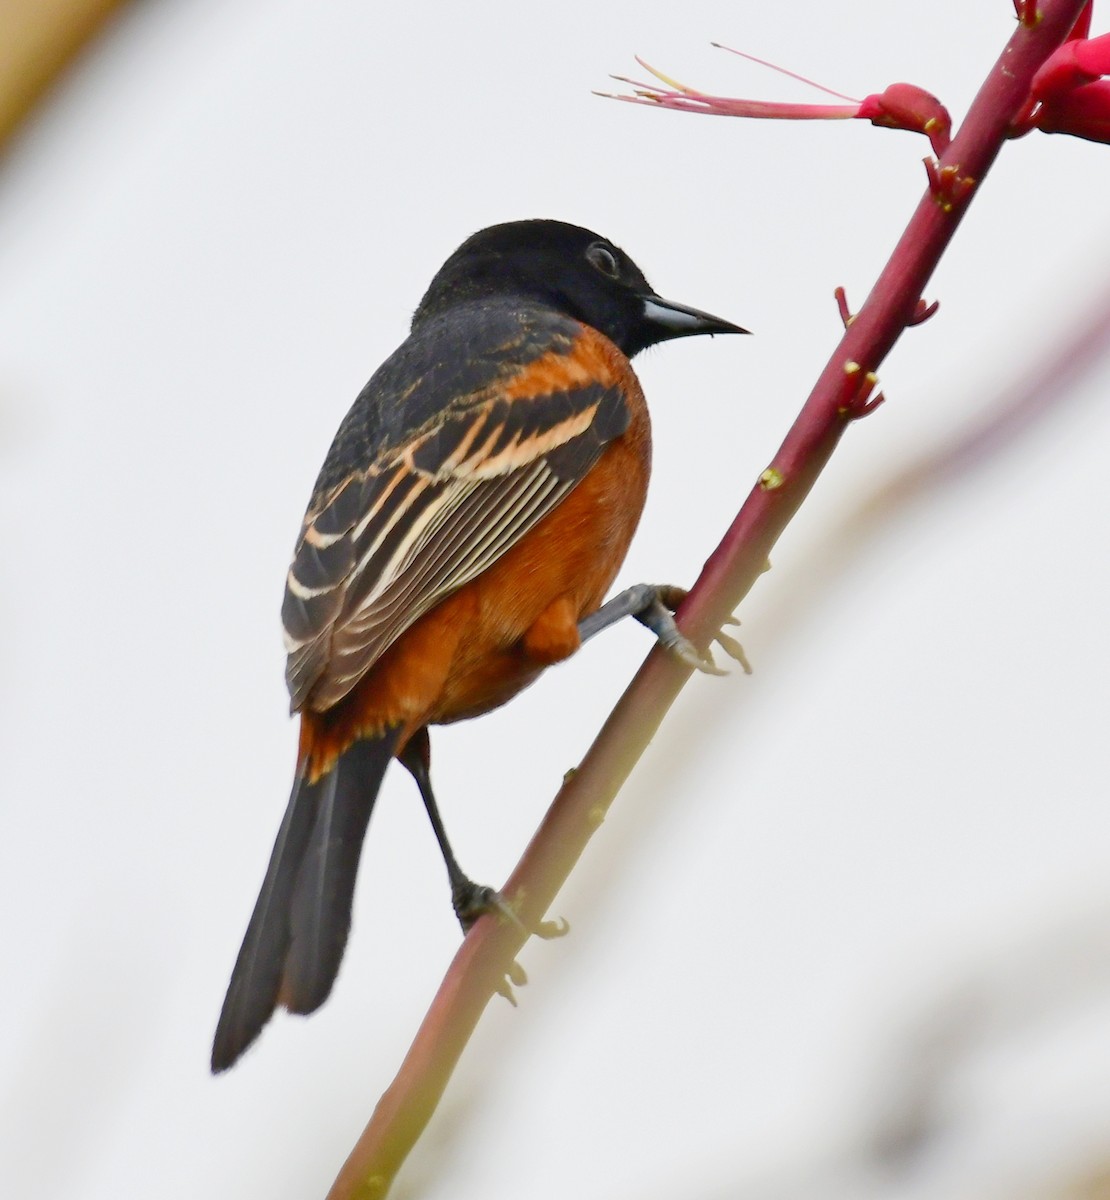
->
[[211, 219, 745, 1072]]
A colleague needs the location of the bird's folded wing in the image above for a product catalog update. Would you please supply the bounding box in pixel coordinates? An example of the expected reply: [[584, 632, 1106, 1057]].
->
[[282, 333, 631, 712]]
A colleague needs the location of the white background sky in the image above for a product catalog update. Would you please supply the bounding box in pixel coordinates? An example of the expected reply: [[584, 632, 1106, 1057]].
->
[[2, 2, 1110, 1198]]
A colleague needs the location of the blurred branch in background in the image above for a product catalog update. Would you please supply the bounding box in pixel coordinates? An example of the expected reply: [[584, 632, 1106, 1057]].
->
[[868, 901, 1110, 1177], [0, 0, 131, 154], [861, 283, 1110, 534], [623, 271, 1110, 1200], [759, 274, 1110, 651], [688, 276, 1110, 1200], [687, 898, 1110, 1200]]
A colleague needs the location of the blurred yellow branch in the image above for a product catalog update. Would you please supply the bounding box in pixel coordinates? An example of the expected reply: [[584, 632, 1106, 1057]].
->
[[0, 0, 130, 152]]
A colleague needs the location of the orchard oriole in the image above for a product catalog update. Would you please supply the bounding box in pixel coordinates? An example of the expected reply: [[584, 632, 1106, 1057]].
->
[[211, 219, 745, 1071]]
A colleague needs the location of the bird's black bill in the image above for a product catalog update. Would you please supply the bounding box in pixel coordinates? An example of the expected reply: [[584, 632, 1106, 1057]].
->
[[640, 294, 749, 340]]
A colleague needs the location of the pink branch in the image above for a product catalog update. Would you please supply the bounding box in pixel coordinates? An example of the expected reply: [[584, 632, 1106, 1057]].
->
[[327, 4, 1093, 1197]]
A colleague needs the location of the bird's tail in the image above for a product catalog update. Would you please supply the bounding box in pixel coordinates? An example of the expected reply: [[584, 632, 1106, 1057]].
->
[[211, 727, 400, 1073]]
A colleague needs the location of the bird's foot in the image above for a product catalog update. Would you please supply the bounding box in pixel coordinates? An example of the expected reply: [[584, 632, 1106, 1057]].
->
[[637, 585, 752, 676], [451, 881, 570, 1005], [451, 880, 569, 940]]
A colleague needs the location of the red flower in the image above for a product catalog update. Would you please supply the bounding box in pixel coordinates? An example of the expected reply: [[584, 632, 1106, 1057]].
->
[[1036, 79, 1110, 142], [1013, 14, 1110, 144], [606, 55, 952, 155]]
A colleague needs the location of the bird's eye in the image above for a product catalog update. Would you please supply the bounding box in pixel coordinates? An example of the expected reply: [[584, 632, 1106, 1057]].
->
[[586, 243, 620, 279]]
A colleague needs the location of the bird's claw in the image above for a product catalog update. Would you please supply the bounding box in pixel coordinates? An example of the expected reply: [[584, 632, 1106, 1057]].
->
[[495, 974, 520, 1005], [455, 881, 570, 945], [666, 627, 729, 676], [536, 915, 570, 939], [479, 904, 567, 1004], [637, 589, 750, 676], [714, 628, 752, 674]]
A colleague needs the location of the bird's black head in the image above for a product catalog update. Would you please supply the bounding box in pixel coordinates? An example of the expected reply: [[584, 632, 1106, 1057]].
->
[[412, 219, 747, 358]]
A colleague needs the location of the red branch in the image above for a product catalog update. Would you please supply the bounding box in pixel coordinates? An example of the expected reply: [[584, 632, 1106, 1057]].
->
[[326, 4, 1093, 1197]]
